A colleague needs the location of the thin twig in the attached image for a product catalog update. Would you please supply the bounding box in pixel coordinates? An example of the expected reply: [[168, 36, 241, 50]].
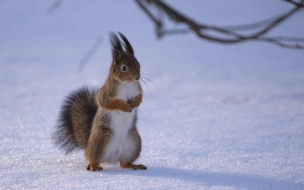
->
[[47, 0, 63, 13], [77, 37, 103, 73]]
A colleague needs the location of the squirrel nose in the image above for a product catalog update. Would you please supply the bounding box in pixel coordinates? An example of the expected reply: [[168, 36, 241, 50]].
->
[[135, 75, 140, 81]]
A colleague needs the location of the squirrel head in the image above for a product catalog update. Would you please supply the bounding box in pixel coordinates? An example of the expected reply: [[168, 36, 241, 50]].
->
[[109, 32, 140, 83]]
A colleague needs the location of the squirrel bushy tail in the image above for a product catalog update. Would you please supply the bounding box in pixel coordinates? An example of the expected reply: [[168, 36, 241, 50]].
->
[[52, 86, 98, 154]]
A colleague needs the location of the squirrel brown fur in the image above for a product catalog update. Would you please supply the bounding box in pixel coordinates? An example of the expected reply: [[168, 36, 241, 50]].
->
[[52, 32, 147, 171]]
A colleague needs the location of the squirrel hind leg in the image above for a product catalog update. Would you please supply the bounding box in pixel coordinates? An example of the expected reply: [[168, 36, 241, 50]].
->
[[87, 164, 103, 171], [120, 162, 147, 170]]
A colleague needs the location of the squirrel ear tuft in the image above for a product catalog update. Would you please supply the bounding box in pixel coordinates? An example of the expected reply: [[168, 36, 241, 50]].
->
[[109, 31, 123, 64], [118, 32, 134, 56]]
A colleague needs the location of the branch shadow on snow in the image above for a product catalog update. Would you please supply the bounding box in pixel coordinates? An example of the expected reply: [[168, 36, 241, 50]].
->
[[131, 167, 304, 190]]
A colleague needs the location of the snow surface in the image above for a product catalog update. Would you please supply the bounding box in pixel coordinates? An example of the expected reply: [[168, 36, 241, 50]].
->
[[1, 0, 304, 189]]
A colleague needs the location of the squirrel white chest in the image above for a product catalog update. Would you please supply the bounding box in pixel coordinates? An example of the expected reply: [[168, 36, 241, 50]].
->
[[103, 83, 140, 163], [110, 82, 140, 133], [116, 82, 140, 102]]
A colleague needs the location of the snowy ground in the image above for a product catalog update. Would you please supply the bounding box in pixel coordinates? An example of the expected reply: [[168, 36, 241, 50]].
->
[[1, 1, 304, 189]]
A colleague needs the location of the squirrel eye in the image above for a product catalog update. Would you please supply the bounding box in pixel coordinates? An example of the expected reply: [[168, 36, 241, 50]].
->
[[121, 65, 128, 72]]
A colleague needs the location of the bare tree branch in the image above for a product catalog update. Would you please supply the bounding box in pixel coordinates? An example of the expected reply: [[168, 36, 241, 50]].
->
[[284, 0, 304, 7], [135, 0, 304, 49], [47, 0, 304, 71]]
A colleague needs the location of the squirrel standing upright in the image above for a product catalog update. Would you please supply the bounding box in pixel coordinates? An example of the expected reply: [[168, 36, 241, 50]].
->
[[52, 32, 147, 171]]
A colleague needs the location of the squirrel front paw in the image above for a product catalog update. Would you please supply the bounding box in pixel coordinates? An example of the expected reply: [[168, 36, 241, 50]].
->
[[122, 104, 133, 112], [127, 98, 140, 108], [127, 93, 142, 108]]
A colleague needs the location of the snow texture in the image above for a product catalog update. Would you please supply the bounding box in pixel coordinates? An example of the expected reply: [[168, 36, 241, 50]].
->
[[1, 0, 304, 189]]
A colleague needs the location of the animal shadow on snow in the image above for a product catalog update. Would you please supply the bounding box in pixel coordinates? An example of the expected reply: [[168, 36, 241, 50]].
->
[[131, 167, 303, 190]]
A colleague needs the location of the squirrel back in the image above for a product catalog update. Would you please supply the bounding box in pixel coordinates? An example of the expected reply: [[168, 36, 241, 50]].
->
[[52, 86, 98, 154]]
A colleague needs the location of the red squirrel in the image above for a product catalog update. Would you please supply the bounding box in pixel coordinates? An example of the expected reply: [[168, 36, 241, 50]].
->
[[53, 32, 146, 171]]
